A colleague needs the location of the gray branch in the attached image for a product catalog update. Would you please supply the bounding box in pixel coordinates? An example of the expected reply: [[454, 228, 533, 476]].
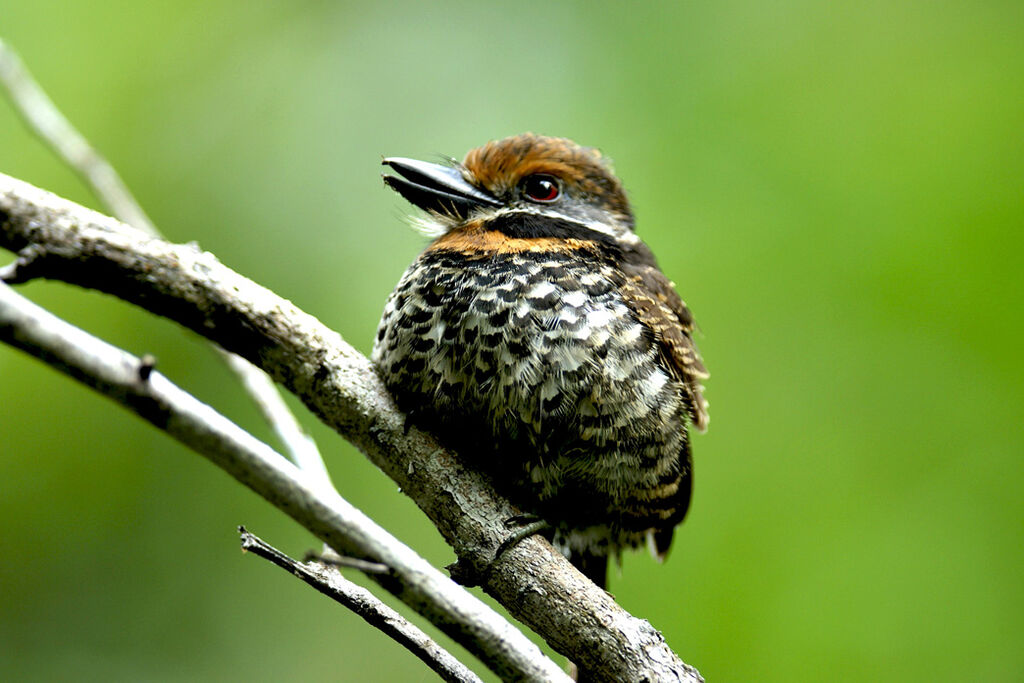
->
[[0, 37, 328, 484], [0, 38, 153, 233], [238, 527, 482, 683], [0, 172, 703, 683], [0, 275, 562, 682]]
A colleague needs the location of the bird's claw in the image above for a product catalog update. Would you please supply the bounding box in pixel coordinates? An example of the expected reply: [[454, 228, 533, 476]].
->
[[495, 514, 551, 563]]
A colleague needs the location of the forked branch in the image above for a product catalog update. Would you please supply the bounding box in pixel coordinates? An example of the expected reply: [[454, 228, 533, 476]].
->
[[0, 172, 701, 681]]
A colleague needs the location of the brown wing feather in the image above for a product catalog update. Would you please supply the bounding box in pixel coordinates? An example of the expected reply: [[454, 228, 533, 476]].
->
[[620, 242, 709, 431]]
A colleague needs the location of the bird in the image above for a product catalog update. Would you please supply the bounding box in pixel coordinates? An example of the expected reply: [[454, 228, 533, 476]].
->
[[373, 133, 708, 592]]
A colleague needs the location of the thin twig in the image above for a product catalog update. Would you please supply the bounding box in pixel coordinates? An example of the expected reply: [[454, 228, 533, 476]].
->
[[0, 274, 569, 682], [314, 546, 391, 574], [0, 173, 703, 682], [223, 351, 330, 482], [0, 38, 154, 234], [0, 38, 327, 484], [239, 527, 483, 683]]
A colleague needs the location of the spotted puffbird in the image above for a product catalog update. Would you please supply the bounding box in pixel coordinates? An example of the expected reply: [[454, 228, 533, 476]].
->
[[373, 133, 708, 590]]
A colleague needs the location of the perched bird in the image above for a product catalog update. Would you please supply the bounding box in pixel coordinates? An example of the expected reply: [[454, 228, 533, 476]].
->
[[374, 134, 708, 590]]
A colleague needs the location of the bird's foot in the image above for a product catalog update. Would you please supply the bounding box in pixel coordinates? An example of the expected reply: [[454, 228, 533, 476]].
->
[[446, 514, 551, 587], [401, 406, 420, 435], [495, 513, 551, 562]]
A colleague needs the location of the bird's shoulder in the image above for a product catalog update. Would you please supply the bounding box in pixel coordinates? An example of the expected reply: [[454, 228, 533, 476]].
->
[[617, 240, 709, 431]]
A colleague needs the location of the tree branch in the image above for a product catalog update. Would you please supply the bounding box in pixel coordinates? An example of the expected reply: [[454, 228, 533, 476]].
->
[[238, 527, 482, 683], [0, 173, 703, 682], [0, 37, 328, 483], [0, 274, 564, 682], [0, 38, 153, 232]]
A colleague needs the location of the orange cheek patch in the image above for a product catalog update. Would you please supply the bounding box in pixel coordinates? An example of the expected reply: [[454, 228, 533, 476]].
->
[[426, 225, 596, 256]]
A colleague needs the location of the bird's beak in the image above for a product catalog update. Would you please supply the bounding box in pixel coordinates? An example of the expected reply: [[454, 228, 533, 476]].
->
[[382, 157, 502, 219]]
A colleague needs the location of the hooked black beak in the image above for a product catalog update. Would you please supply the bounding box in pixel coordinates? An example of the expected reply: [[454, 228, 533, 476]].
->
[[382, 157, 502, 219]]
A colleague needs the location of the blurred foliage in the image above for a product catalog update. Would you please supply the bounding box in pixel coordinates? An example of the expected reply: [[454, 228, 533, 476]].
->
[[1, 1, 1021, 681]]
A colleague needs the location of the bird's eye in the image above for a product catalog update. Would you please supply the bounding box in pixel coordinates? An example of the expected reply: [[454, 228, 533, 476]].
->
[[521, 175, 560, 202]]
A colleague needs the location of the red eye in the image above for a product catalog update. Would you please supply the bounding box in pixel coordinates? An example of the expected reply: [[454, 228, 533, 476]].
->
[[522, 174, 560, 202]]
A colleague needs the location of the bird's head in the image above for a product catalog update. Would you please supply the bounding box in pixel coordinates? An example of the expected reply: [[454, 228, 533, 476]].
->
[[382, 134, 637, 245]]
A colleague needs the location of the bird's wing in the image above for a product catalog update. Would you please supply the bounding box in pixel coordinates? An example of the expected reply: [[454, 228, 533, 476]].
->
[[619, 244, 709, 431]]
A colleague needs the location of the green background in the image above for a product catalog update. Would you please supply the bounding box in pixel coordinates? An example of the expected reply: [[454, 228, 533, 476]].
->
[[1, 2, 1021, 681]]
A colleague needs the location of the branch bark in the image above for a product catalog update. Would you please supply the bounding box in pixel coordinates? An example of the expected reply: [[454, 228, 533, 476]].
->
[[0, 172, 703, 682], [0, 37, 329, 483], [0, 272, 560, 682], [238, 528, 482, 683]]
